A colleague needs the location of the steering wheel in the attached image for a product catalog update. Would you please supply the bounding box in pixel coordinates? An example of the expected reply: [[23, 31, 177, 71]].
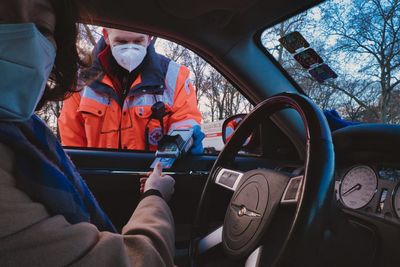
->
[[190, 93, 335, 266]]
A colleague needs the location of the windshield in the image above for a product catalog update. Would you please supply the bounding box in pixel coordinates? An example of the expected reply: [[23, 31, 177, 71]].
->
[[261, 0, 400, 124]]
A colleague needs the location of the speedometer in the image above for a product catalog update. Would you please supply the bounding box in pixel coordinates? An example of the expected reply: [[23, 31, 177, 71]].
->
[[392, 184, 400, 218], [339, 165, 377, 209]]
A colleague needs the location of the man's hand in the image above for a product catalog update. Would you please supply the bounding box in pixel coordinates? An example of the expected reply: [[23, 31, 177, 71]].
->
[[141, 163, 175, 202]]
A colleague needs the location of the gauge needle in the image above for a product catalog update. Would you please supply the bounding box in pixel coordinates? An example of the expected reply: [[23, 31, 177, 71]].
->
[[342, 183, 362, 197]]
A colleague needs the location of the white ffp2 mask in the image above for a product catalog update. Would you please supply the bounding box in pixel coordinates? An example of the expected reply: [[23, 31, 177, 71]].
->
[[111, 43, 147, 72]]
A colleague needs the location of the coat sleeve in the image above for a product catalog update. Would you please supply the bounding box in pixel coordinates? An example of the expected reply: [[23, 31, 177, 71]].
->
[[58, 93, 87, 147], [74, 196, 175, 267], [167, 66, 202, 132], [0, 144, 175, 267]]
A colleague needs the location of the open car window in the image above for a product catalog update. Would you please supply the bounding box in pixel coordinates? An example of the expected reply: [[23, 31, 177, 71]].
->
[[261, 0, 400, 125], [36, 24, 252, 154]]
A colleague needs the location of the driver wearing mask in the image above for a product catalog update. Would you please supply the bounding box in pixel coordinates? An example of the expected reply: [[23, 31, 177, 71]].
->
[[59, 28, 204, 153], [0, 1, 176, 266]]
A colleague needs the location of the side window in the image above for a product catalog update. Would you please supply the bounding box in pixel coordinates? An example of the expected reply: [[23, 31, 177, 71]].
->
[[157, 40, 252, 153], [36, 24, 252, 154]]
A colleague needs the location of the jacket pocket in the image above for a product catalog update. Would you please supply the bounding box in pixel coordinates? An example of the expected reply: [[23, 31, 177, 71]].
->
[[78, 103, 109, 135], [134, 106, 152, 119], [78, 104, 107, 117]]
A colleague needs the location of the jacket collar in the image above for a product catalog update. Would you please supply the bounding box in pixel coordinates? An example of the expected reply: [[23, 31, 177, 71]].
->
[[133, 42, 165, 92]]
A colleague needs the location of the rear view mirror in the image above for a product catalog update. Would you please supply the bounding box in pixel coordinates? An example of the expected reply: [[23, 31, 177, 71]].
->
[[222, 114, 254, 148], [222, 114, 245, 144]]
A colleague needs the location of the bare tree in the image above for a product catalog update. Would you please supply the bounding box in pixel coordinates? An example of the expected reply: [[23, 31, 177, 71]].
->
[[36, 101, 63, 137], [161, 41, 188, 62], [160, 40, 210, 104], [323, 0, 400, 123], [184, 53, 208, 102], [203, 68, 252, 121], [78, 24, 101, 65]]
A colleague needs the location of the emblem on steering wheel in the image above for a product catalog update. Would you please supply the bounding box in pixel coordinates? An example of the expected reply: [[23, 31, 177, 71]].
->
[[231, 203, 261, 218]]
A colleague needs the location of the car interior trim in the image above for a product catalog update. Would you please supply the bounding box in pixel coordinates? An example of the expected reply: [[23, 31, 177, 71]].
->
[[78, 169, 210, 177], [197, 226, 223, 255], [245, 246, 263, 267]]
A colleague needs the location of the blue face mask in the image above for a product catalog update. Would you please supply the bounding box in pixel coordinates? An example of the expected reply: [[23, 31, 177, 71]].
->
[[0, 23, 56, 122]]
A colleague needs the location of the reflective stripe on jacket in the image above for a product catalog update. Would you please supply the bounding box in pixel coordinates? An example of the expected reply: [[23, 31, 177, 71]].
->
[[58, 60, 202, 151]]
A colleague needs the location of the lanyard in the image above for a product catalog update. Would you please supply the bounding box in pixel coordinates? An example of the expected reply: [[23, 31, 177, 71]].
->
[[145, 100, 169, 151]]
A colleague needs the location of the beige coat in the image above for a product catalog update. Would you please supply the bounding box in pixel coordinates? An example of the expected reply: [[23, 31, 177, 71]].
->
[[0, 143, 175, 267]]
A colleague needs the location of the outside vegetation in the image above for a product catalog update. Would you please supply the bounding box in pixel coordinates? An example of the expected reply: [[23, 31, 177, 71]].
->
[[262, 0, 400, 124]]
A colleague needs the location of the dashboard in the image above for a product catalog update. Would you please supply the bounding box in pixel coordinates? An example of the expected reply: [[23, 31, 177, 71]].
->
[[335, 164, 400, 225], [332, 124, 400, 266], [333, 124, 400, 226]]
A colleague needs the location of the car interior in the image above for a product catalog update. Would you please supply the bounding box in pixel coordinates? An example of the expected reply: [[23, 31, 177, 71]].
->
[[59, 0, 400, 266]]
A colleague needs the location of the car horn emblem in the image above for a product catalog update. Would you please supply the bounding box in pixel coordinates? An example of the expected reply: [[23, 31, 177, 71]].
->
[[231, 203, 261, 218]]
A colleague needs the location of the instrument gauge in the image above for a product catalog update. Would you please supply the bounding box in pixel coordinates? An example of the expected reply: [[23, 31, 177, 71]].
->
[[392, 185, 400, 218], [340, 165, 377, 209]]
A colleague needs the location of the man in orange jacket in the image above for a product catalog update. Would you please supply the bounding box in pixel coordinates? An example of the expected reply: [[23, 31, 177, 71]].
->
[[59, 28, 204, 152]]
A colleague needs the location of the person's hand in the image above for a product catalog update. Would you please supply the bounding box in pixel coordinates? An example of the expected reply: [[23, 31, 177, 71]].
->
[[140, 178, 147, 194], [191, 125, 205, 155], [141, 163, 175, 202]]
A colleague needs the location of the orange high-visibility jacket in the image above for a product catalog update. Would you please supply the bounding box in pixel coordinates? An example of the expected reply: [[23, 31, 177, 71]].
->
[[59, 46, 202, 151]]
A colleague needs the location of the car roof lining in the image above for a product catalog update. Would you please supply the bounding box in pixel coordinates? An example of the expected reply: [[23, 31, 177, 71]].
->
[[78, 0, 322, 55], [157, 0, 259, 20]]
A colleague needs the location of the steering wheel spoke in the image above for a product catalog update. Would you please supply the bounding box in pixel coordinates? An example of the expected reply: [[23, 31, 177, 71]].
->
[[197, 227, 264, 267], [214, 167, 244, 192], [197, 226, 223, 255], [280, 175, 304, 205], [245, 246, 263, 267]]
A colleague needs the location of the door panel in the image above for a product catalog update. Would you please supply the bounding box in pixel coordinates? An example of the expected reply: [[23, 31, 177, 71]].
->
[[66, 148, 278, 246], [66, 148, 212, 246]]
